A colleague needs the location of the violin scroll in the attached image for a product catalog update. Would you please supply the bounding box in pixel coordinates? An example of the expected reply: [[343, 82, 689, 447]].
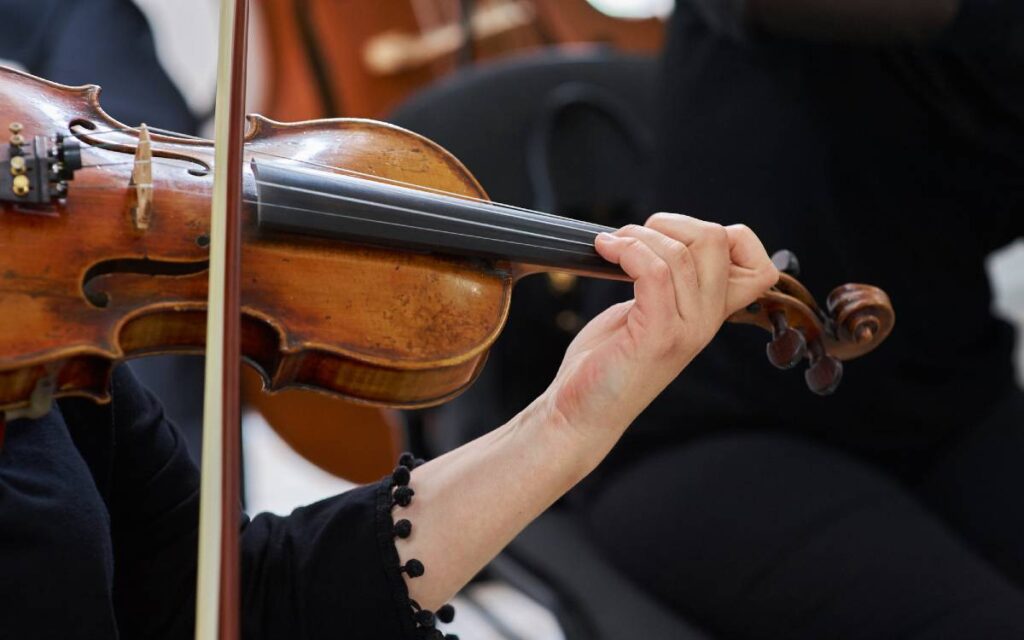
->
[[729, 250, 894, 396], [827, 284, 895, 349]]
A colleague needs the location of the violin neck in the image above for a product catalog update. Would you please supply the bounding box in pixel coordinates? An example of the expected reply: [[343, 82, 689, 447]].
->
[[252, 161, 625, 280]]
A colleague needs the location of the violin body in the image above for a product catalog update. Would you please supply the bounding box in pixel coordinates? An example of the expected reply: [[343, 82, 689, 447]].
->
[[0, 67, 511, 416]]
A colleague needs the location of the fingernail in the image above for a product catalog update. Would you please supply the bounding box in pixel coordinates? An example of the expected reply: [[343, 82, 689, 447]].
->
[[596, 232, 615, 243]]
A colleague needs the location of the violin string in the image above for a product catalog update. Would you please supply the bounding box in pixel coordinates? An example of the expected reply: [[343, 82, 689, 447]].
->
[[81, 160, 157, 169], [67, 126, 624, 263], [62, 178, 603, 256], [251, 177, 602, 249], [71, 165, 610, 245], [76, 153, 603, 244], [73, 125, 518, 210], [67, 125, 205, 141], [71, 125, 588, 227], [253, 162, 613, 238], [75, 156, 614, 243], [64, 176, 602, 254], [247, 148, 581, 225], [238, 198, 601, 258]]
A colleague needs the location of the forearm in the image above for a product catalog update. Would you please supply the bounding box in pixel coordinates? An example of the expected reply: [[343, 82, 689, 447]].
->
[[395, 394, 620, 610]]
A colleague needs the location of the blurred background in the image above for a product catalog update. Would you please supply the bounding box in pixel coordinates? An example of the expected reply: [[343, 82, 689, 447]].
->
[[5, 1, 1021, 637]]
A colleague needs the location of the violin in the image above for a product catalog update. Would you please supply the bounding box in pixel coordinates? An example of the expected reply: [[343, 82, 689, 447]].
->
[[0, 64, 892, 636], [0, 65, 894, 418]]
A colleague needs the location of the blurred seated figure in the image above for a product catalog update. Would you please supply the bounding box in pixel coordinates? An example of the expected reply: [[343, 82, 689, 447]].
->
[[0, 0, 196, 134], [573, 1, 1024, 638]]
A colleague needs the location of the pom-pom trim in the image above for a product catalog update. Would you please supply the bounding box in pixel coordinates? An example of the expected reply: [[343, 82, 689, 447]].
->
[[376, 452, 458, 639]]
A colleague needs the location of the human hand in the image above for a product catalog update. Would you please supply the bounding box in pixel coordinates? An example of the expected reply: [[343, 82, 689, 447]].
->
[[540, 214, 778, 447]]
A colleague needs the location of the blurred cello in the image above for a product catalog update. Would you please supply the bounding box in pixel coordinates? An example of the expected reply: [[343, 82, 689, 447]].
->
[[255, 0, 666, 120]]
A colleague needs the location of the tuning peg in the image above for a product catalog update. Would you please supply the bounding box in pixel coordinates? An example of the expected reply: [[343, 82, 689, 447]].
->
[[804, 340, 843, 395], [765, 310, 807, 370], [771, 250, 801, 277]]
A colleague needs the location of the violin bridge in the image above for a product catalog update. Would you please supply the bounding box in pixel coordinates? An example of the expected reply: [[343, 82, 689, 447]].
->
[[131, 124, 153, 230]]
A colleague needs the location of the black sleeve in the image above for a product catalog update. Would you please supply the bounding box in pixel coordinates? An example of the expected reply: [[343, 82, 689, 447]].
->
[[240, 485, 421, 640], [92, 367, 432, 639]]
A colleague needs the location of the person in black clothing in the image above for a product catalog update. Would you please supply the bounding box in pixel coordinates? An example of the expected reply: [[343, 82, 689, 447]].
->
[[578, 1, 1024, 637], [0, 3, 781, 638]]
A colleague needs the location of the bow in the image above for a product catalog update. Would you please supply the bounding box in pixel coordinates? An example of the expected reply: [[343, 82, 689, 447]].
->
[[195, 0, 250, 637]]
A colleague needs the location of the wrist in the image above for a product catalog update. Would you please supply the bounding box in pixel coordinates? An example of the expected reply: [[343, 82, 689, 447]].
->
[[511, 390, 627, 486]]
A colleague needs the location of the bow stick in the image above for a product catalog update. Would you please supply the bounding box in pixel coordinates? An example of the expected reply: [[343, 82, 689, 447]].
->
[[196, 0, 249, 638]]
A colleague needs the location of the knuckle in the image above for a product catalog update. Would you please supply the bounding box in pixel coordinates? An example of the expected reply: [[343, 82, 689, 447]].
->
[[666, 239, 689, 264], [702, 222, 730, 248], [621, 224, 644, 236], [649, 260, 672, 284], [729, 223, 754, 239], [645, 212, 675, 228], [618, 236, 642, 253]]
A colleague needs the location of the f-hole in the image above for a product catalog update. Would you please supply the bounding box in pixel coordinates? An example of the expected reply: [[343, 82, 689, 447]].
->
[[82, 258, 209, 308]]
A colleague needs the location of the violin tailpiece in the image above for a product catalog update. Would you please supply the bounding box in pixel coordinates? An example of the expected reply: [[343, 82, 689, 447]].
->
[[0, 121, 81, 207]]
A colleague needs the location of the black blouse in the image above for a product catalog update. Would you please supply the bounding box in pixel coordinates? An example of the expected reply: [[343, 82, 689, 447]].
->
[[0, 367, 450, 639]]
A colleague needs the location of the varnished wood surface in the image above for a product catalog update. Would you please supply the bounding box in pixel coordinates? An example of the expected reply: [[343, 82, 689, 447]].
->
[[0, 68, 510, 414]]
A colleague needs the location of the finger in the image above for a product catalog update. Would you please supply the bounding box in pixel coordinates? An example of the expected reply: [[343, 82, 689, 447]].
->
[[725, 223, 773, 272], [611, 225, 699, 319], [724, 224, 779, 314], [595, 233, 680, 329], [644, 213, 731, 313]]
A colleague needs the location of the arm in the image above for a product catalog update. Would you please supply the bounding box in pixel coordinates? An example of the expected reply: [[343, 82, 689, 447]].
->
[[99, 214, 775, 636], [398, 214, 778, 610]]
